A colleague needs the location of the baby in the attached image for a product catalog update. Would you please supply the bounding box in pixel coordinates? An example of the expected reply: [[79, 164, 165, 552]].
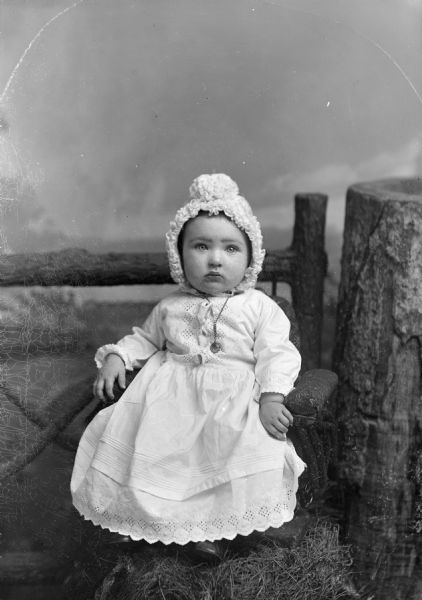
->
[[71, 173, 305, 558]]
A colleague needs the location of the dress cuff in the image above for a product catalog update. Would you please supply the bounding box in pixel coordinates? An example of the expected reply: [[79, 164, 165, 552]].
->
[[94, 344, 133, 370], [258, 373, 294, 396]]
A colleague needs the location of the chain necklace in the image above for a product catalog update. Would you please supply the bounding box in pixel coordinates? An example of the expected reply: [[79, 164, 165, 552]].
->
[[209, 294, 231, 353]]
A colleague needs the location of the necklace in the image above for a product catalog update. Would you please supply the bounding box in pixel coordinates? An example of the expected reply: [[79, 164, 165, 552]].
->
[[209, 294, 231, 353]]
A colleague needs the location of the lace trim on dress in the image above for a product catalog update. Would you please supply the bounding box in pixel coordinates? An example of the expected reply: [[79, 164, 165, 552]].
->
[[73, 492, 298, 546], [94, 344, 132, 370]]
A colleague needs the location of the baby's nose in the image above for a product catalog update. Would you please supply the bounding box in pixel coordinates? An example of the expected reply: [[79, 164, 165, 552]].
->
[[208, 250, 222, 266]]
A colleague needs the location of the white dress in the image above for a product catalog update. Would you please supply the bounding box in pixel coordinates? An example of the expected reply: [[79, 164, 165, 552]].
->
[[71, 288, 305, 545]]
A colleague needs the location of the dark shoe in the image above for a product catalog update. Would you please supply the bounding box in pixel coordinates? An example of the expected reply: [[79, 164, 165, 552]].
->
[[189, 540, 224, 563], [106, 534, 132, 544], [229, 532, 263, 555], [104, 534, 143, 552]]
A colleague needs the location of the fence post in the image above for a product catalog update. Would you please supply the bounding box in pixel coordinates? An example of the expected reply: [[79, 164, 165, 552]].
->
[[333, 178, 422, 598], [291, 193, 328, 371]]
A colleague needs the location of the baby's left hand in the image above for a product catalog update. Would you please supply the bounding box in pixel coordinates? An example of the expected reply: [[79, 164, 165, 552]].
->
[[259, 393, 293, 441]]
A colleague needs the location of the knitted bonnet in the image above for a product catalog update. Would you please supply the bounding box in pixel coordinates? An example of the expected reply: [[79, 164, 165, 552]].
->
[[165, 173, 265, 292]]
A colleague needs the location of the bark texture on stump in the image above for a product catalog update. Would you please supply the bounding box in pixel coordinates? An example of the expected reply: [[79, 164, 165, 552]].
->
[[334, 178, 422, 599]]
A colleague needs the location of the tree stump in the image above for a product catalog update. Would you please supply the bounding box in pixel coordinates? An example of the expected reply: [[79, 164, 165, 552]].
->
[[333, 178, 422, 599]]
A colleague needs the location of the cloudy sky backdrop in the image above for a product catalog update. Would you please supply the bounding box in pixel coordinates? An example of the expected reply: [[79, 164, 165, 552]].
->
[[1, 0, 422, 278]]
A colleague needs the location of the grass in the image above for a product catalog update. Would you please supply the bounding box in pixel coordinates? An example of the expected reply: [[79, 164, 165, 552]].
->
[[92, 522, 359, 600]]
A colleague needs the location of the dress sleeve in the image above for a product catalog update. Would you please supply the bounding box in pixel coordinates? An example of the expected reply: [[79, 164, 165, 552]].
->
[[94, 302, 166, 370], [254, 294, 301, 395]]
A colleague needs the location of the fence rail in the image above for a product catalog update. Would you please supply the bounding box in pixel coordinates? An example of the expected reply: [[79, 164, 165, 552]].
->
[[0, 248, 295, 287]]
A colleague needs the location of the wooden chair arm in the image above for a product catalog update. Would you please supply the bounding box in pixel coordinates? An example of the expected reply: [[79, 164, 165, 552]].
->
[[284, 369, 338, 426], [283, 369, 338, 503]]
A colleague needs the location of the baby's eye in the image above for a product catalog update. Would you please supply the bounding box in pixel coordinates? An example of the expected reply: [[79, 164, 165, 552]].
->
[[226, 245, 240, 253], [195, 243, 208, 251]]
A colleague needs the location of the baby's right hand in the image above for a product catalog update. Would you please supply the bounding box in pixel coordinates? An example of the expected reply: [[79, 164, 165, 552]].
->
[[94, 353, 126, 402]]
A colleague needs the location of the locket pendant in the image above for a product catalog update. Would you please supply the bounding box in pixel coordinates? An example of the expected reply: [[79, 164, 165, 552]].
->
[[207, 294, 231, 354], [210, 341, 222, 353]]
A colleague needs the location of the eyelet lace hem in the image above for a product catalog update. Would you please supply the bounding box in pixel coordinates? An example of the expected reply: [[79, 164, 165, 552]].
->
[[73, 497, 298, 545]]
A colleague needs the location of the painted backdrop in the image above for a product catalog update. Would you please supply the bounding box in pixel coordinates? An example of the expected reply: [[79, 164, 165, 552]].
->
[[0, 0, 422, 278]]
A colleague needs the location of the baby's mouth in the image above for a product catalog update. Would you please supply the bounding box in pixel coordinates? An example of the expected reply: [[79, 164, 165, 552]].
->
[[205, 272, 223, 279]]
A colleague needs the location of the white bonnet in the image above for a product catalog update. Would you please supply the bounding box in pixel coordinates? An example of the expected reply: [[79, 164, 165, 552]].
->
[[165, 173, 265, 292]]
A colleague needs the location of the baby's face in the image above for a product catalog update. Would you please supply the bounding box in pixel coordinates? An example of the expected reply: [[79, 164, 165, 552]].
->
[[182, 214, 249, 295]]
